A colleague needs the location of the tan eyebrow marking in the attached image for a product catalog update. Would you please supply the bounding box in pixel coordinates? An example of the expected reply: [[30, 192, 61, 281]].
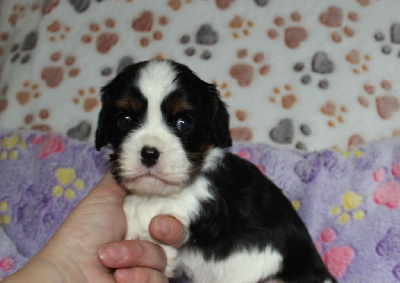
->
[[164, 95, 193, 116], [116, 95, 144, 112]]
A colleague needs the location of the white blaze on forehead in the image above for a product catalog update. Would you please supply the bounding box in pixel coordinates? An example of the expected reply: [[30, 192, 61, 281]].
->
[[118, 61, 191, 195], [137, 60, 178, 124]]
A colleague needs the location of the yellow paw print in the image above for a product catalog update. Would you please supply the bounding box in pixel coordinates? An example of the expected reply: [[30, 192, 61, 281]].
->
[[0, 201, 11, 225], [291, 200, 301, 211], [53, 168, 85, 200], [336, 148, 363, 158], [331, 190, 365, 224], [1, 134, 26, 160]]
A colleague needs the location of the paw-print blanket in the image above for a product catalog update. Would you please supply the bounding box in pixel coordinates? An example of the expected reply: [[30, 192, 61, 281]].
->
[[1, 130, 400, 282], [1, 0, 400, 282], [1, 0, 400, 151]]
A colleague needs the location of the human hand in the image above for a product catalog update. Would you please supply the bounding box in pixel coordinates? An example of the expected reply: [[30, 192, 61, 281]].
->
[[4, 172, 184, 283]]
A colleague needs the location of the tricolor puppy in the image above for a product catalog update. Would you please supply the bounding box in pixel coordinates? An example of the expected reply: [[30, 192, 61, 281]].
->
[[95, 60, 336, 283]]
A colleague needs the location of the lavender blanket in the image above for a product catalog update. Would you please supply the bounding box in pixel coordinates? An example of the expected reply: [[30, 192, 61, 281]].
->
[[1, 129, 400, 282]]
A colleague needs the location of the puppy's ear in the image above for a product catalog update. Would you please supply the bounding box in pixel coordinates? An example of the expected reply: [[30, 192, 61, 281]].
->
[[208, 84, 232, 148], [95, 108, 107, 150], [95, 84, 112, 151]]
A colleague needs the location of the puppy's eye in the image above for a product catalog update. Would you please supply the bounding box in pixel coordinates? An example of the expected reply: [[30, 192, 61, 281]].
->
[[176, 116, 194, 132], [117, 114, 132, 131]]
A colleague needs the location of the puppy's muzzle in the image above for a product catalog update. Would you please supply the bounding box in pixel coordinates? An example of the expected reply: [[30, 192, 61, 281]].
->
[[141, 146, 160, 168]]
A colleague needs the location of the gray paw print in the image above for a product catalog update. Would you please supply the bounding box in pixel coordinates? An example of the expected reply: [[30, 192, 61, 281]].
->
[[100, 56, 134, 77], [10, 31, 38, 64], [293, 51, 335, 90], [179, 24, 218, 60], [269, 118, 312, 150], [374, 23, 400, 58]]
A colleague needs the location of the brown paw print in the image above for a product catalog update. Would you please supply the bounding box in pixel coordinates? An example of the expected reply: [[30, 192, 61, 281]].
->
[[81, 18, 119, 54], [101, 56, 134, 77], [357, 80, 400, 120], [319, 6, 357, 43], [210, 79, 234, 99], [345, 49, 371, 74], [348, 134, 365, 149], [293, 51, 335, 90], [132, 10, 168, 48], [215, 0, 235, 10], [16, 81, 41, 106], [0, 86, 8, 114], [269, 84, 298, 109], [320, 100, 348, 128], [230, 109, 253, 142], [374, 23, 400, 58], [179, 24, 219, 60], [72, 87, 99, 112], [41, 0, 59, 15], [23, 109, 52, 132], [230, 49, 270, 87], [229, 15, 254, 39], [9, 31, 38, 65], [167, 0, 194, 11], [0, 32, 9, 58], [8, 4, 27, 26], [356, 0, 380, 7], [269, 118, 312, 150], [41, 52, 80, 88], [47, 20, 71, 42], [267, 12, 308, 49]]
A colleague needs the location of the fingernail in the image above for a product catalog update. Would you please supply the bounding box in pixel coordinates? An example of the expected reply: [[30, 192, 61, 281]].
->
[[99, 243, 127, 262], [155, 217, 172, 236]]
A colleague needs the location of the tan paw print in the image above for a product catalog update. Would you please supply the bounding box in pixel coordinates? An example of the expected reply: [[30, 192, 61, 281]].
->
[[345, 49, 371, 74], [0, 32, 9, 57], [229, 15, 254, 39], [319, 6, 358, 43], [0, 86, 7, 114], [230, 49, 270, 87], [267, 12, 308, 49], [132, 10, 169, 47], [269, 84, 298, 110], [47, 20, 71, 42], [230, 109, 253, 141], [357, 80, 400, 120], [320, 100, 348, 128], [82, 19, 119, 54], [41, 52, 80, 88], [73, 87, 99, 112], [167, 0, 193, 11], [211, 80, 233, 98], [16, 80, 41, 106], [24, 109, 52, 132], [8, 4, 26, 26]]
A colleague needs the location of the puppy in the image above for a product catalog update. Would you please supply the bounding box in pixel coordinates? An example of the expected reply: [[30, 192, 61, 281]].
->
[[95, 60, 336, 283]]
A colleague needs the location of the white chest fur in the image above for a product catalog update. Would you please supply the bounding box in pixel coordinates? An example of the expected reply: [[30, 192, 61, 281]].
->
[[123, 175, 213, 277]]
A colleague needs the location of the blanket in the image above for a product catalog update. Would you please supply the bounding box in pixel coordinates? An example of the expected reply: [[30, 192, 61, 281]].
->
[[1, 129, 400, 282], [1, 0, 400, 151]]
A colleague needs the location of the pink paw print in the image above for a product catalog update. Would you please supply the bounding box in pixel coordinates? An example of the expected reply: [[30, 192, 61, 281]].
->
[[0, 256, 15, 274], [315, 227, 356, 279], [237, 148, 265, 174], [373, 164, 400, 208]]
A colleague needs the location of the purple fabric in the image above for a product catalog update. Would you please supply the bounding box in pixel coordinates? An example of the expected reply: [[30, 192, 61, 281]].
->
[[1, 130, 400, 282]]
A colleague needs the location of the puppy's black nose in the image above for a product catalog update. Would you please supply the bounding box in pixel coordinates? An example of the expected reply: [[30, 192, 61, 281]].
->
[[141, 146, 160, 168]]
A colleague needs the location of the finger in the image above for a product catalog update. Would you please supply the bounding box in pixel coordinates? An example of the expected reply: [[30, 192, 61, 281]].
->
[[149, 216, 184, 249], [90, 171, 126, 203], [115, 267, 168, 283], [99, 240, 167, 272]]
